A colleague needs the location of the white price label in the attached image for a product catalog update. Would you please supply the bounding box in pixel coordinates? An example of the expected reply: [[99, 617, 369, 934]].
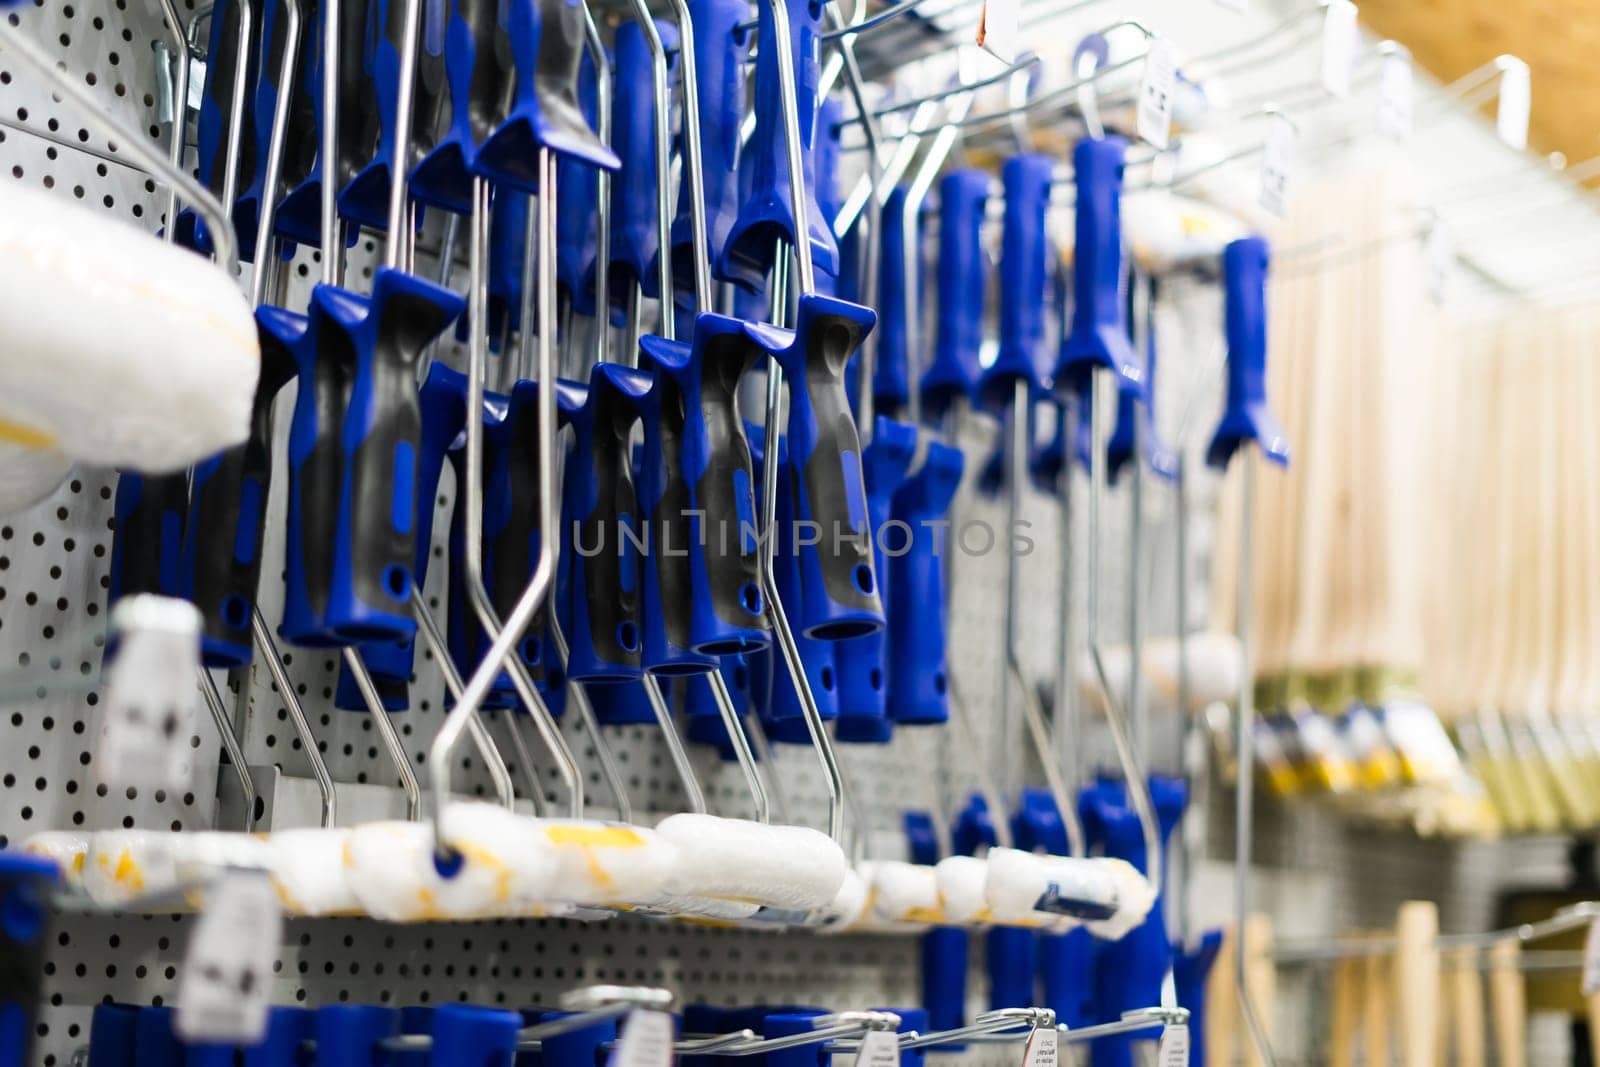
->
[[98, 597, 203, 792], [176, 871, 281, 1044], [1377, 49, 1413, 142], [1424, 220, 1452, 305], [1157, 1023, 1190, 1067], [613, 1009, 675, 1067], [1496, 57, 1530, 151], [1021, 1024, 1058, 1067], [1319, 0, 1358, 98], [976, 0, 1020, 63], [1258, 113, 1298, 218], [857, 1028, 901, 1067], [1583, 920, 1600, 996], [1136, 39, 1178, 149]]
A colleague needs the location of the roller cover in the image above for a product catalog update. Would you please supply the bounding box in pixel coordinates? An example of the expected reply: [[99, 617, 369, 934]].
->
[[0, 444, 70, 516], [921, 170, 990, 417], [976, 154, 1053, 414], [720, 0, 838, 289], [835, 419, 916, 742], [656, 813, 846, 912], [1206, 236, 1290, 470], [0, 183, 257, 470], [1055, 136, 1141, 397], [670, 0, 750, 298], [886, 439, 964, 724]]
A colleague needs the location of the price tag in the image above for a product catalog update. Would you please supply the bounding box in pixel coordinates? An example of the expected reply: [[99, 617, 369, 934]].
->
[[1136, 38, 1178, 149], [1583, 920, 1600, 996], [856, 1028, 901, 1067], [1319, 0, 1358, 98], [1496, 57, 1530, 151], [176, 871, 281, 1044], [98, 596, 203, 792], [1021, 1024, 1058, 1067], [1258, 112, 1298, 218], [1424, 220, 1453, 305], [612, 1009, 675, 1067], [1157, 1023, 1190, 1067], [1377, 49, 1413, 142], [976, 0, 1020, 63]]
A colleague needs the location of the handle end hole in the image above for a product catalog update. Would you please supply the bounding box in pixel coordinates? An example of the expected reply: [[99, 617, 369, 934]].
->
[[869, 668, 883, 691], [820, 666, 835, 692], [851, 563, 874, 596], [739, 582, 763, 617], [221, 594, 249, 630], [617, 621, 640, 653], [934, 672, 947, 695], [519, 636, 542, 666], [383, 565, 411, 602]]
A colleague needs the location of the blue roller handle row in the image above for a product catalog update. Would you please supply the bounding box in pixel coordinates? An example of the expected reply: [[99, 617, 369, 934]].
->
[[1107, 275, 1178, 485], [1207, 236, 1290, 471], [607, 20, 679, 316], [556, 49, 605, 317], [977, 154, 1054, 415], [82, 1000, 519, 1067], [886, 441, 964, 725], [177, 0, 259, 256], [274, 0, 370, 245]]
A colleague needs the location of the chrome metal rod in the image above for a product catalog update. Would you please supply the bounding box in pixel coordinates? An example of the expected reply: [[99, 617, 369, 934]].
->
[[646, 677, 707, 815], [217, 0, 253, 237], [547, 613, 636, 823], [343, 648, 421, 820], [247, 0, 301, 306], [154, 0, 191, 245], [250, 607, 335, 827], [709, 669, 771, 824], [381, 0, 424, 266], [198, 668, 255, 831]]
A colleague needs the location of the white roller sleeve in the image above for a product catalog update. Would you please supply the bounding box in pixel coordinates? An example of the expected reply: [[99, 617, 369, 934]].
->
[[533, 819, 678, 910], [863, 860, 944, 928], [21, 830, 92, 886], [82, 829, 183, 910], [814, 866, 870, 932], [0, 181, 258, 471], [266, 828, 360, 917], [1080, 632, 1242, 718], [656, 814, 848, 912], [984, 847, 1155, 940], [935, 855, 991, 925], [0, 443, 71, 515], [343, 805, 563, 921]]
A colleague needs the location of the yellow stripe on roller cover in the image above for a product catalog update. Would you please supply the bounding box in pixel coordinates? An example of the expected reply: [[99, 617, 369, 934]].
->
[[0, 417, 57, 449]]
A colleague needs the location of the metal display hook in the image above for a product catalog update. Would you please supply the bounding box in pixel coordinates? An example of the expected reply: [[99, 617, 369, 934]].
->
[[380, 987, 677, 1052]]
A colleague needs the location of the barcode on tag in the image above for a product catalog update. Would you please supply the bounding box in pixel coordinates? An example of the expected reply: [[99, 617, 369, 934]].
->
[[1424, 220, 1453, 305], [1377, 49, 1413, 142], [1022, 1024, 1058, 1067], [1496, 57, 1530, 151], [99, 597, 203, 792], [1319, 0, 1358, 98], [1258, 113, 1298, 218], [612, 1009, 675, 1067], [1582, 921, 1600, 996], [176, 871, 281, 1044], [976, 0, 1019, 63], [857, 1028, 901, 1067], [1157, 1023, 1190, 1067], [1136, 38, 1178, 149]]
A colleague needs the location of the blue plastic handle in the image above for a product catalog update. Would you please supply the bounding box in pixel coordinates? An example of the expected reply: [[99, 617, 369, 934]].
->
[[131, 1005, 183, 1067], [408, 0, 511, 213], [976, 154, 1053, 415], [474, 0, 622, 191], [921, 170, 990, 420], [921, 927, 969, 1036], [557, 48, 605, 317], [1011, 787, 1101, 1029], [1106, 279, 1177, 485], [314, 1005, 400, 1066], [177, 0, 257, 256], [720, 0, 837, 290], [746, 297, 885, 641], [1028, 399, 1067, 494], [1055, 136, 1140, 398], [275, 0, 369, 245], [427, 1004, 520, 1067], [814, 98, 844, 227], [562, 365, 652, 682], [279, 272, 466, 647], [1206, 236, 1289, 470], [834, 418, 916, 743], [109, 472, 189, 608], [987, 927, 1038, 1010], [538, 1011, 617, 1067], [338, 0, 413, 229], [1, 851, 58, 1067], [242, 1007, 316, 1067], [182, 322, 301, 668], [871, 188, 918, 414], [950, 792, 997, 858], [488, 189, 531, 345], [762, 1010, 833, 1067], [884, 441, 962, 725], [682, 657, 755, 758], [1173, 930, 1224, 1067], [671, 0, 752, 298], [634, 359, 720, 676], [638, 323, 771, 657], [1084, 776, 1185, 1067], [608, 20, 680, 311], [746, 423, 838, 740], [88, 1003, 140, 1067]]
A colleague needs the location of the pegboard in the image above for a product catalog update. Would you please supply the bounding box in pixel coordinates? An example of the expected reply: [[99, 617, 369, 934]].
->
[[1, 0, 1583, 1065]]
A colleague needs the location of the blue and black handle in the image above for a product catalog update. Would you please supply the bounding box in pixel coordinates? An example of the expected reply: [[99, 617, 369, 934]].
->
[[108, 471, 189, 609], [886, 439, 964, 725], [0, 851, 58, 1067], [1207, 236, 1290, 470], [178, 0, 260, 255], [1055, 135, 1140, 397], [607, 20, 678, 314], [408, 0, 512, 213]]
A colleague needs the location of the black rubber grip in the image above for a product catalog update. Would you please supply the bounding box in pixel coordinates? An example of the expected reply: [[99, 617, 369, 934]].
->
[[108, 472, 190, 606]]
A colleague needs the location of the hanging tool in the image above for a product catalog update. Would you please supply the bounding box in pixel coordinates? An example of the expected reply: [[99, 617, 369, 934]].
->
[[1206, 235, 1290, 1067], [175, 0, 258, 255]]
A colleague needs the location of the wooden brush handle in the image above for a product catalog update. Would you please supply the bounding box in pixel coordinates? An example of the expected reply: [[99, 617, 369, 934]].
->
[[1487, 940, 1525, 1067], [1394, 901, 1440, 1067]]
